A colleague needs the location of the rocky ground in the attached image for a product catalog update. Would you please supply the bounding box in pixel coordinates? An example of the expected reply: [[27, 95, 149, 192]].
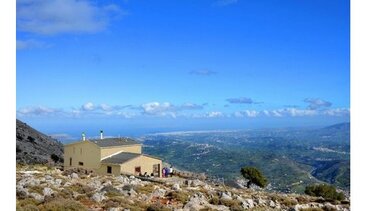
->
[[16, 165, 350, 211]]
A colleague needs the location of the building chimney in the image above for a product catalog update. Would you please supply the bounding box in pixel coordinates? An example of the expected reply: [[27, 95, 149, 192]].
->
[[100, 130, 103, 140], [82, 132, 86, 141]]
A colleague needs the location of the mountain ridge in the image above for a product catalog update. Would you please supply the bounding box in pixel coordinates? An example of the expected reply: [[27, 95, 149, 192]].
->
[[16, 119, 63, 164]]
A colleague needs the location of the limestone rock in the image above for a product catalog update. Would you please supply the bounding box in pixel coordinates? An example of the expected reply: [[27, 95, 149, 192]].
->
[[91, 192, 107, 202], [152, 188, 166, 198], [29, 192, 44, 202], [172, 183, 181, 191], [71, 173, 79, 179], [220, 192, 232, 201], [43, 187, 54, 197]]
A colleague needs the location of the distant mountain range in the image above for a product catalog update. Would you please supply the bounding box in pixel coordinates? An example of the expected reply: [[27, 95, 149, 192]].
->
[[16, 119, 63, 164]]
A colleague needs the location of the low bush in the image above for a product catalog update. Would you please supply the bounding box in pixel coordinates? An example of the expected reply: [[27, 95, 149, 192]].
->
[[305, 184, 344, 201], [209, 196, 220, 205]]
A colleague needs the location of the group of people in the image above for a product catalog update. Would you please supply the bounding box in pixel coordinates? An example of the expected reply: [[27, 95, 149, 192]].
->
[[162, 166, 174, 177]]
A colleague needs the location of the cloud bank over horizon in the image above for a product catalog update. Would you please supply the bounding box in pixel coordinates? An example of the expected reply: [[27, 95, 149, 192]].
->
[[17, 99, 350, 120]]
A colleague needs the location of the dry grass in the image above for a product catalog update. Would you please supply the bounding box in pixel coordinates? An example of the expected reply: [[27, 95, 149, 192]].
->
[[41, 198, 86, 211], [146, 203, 172, 211], [166, 191, 190, 204], [300, 208, 324, 211], [17, 198, 42, 208], [28, 186, 44, 195], [135, 184, 156, 194]]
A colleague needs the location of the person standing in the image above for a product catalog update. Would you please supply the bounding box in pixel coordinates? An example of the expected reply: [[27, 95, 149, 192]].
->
[[162, 168, 166, 177], [165, 167, 170, 177], [170, 166, 174, 177]]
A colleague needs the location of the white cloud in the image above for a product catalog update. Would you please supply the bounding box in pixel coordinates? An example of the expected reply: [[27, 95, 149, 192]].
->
[[322, 108, 350, 117], [17, 102, 349, 119], [17, 106, 61, 116], [304, 98, 332, 110], [141, 102, 176, 117], [17, 0, 124, 35], [262, 108, 317, 117], [234, 110, 259, 118], [16, 39, 50, 50], [207, 111, 224, 118], [82, 102, 95, 111]]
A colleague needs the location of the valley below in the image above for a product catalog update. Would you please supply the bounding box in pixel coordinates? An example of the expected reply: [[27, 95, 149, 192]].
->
[[141, 123, 350, 194]]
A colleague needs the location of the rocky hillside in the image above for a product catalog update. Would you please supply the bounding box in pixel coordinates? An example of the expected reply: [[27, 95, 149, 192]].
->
[[16, 165, 350, 211], [16, 119, 63, 164]]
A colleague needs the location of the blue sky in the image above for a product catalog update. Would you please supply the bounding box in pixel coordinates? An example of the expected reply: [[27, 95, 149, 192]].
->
[[16, 0, 350, 140]]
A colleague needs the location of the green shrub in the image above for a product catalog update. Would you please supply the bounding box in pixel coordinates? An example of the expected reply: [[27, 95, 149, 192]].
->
[[305, 184, 344, 201], [240, 167, 268, 188], [50, 154, 62, 163], [209, 196, 220, 205]]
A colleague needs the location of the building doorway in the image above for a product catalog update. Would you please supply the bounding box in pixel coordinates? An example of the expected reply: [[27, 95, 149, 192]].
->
[[69, 157, 72, 166], [107, 166, 112, 174], [153, 164, 160, 177], [135, 166, 141, 175]]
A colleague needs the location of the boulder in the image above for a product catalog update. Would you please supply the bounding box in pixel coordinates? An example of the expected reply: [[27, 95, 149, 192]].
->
[[18, 177, 40, 187], [16, 185, 29, 199], [63, 182, 72, 187], [43, 187, 54, 197], [269, 200, 276, 208], [128, 189, 137, 197], [29, 192, 44, 202], [255, 197, 266, 205], [102, 180, 112, 187], [172, 183, 181, 191], [152, 188, 166, 198], [115, 176, 124, 183], [220, 192, 232, 201], [191, 179, 205, 187], [71, 173, 79, 179], [107, 208, 123, 211], [53, 179, 62, 187], [45, 175, 53, 180], [88, 180, 102, 190], [245, 199, 255, 209], [91, 192, 106, 202], [183, 193, 208, 211]]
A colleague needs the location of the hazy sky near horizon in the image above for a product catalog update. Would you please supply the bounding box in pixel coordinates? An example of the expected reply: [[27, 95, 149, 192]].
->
[[16, 0, 350, 138]]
